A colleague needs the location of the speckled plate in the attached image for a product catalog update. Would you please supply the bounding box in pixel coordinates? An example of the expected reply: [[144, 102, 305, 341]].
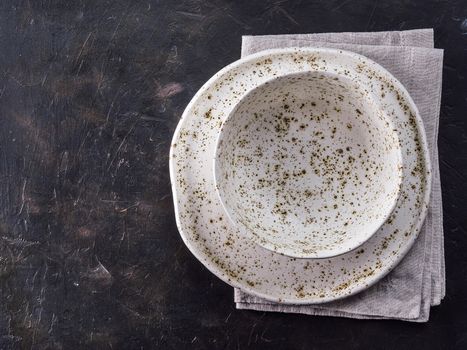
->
[[170, 48, 431, 304]]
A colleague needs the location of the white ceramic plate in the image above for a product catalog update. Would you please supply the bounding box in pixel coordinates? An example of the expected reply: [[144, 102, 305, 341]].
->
[[170, 48, 431, 303]]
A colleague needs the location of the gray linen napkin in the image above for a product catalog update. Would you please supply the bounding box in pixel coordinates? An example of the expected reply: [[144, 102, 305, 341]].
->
[[235, 29, 444, 322]]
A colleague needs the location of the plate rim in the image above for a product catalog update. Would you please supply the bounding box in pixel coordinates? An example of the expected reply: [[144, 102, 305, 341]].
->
[[169, 47, 432, 304]]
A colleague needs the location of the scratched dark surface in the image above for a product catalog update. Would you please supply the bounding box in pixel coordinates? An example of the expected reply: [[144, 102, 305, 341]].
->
[[0, 0, 466, 349]]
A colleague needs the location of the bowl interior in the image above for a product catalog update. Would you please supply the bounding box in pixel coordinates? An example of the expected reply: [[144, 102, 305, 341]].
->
[[214, 70, 403, 258]]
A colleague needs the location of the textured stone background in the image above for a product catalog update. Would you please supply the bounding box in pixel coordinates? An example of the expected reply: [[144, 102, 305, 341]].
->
[[0, 0, 466, 349]]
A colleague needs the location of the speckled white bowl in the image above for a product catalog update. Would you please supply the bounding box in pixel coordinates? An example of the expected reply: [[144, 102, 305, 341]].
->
[[214, 70, 403, 258]]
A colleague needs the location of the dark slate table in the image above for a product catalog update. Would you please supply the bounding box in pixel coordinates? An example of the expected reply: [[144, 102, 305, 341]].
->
[[1, 1, 466, 349]]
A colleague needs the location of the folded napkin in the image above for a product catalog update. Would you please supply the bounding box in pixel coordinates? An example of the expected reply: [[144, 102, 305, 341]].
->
[[235, 29, 444, 322]]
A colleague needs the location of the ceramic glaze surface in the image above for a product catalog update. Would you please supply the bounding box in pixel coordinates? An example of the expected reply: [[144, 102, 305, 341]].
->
[[170, 48, 431, 304], [215, 71, 402, 258]]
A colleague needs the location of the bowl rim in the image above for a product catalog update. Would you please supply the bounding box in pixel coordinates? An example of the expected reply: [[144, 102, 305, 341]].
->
[[212, 69, 404, 259]]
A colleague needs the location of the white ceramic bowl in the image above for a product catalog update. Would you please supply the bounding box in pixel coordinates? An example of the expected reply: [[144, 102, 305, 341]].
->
[[214, 70, 403, 258]]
